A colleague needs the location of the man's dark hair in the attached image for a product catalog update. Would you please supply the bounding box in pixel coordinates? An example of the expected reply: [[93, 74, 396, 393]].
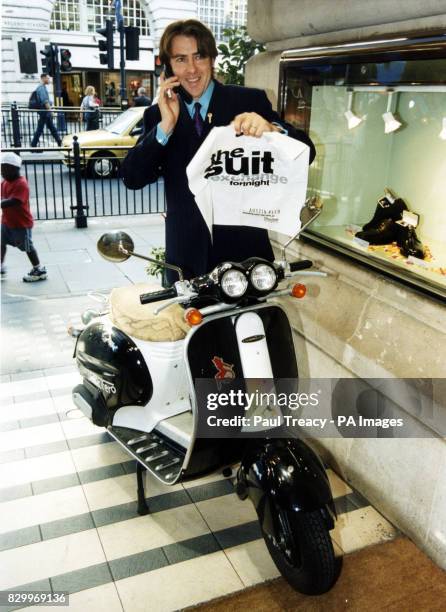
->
[[40, 73, 48, 79], [159, 19, 218, 67]]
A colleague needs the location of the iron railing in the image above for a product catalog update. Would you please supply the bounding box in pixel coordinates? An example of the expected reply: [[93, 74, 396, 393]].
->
[[2, 140, 165, 227], [1, 104, 121, 148]]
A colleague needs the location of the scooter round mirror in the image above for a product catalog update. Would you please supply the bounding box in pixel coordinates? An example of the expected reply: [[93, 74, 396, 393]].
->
[[299, 195, 323, 226], [97, 231, 135, 263], [280, 196, 325, 262]]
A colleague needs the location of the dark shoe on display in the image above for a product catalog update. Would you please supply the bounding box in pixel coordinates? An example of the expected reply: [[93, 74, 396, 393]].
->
[[362, 191, 408, 231], [355, 218, 398, 245], [398, 226, 425, 259]]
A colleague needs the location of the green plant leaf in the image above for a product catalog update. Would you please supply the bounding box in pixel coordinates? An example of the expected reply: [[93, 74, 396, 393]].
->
[[218, 43, 229, 56], [216, 26, 265, 86], [145, 246, 166, 278]]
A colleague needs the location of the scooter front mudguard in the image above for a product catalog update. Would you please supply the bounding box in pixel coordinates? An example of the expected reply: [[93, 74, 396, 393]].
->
[[238, 438, 336, 535]]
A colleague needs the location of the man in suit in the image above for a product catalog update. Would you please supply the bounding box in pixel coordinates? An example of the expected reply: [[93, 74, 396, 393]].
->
[[121, 19, 315, 284]]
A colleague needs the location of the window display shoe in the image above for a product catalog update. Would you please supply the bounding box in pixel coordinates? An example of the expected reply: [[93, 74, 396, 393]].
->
[[362, 194, 407, 231], [23, 266, 47, 282], [355, 218, 398, 245], [399, 227, 425, 259]]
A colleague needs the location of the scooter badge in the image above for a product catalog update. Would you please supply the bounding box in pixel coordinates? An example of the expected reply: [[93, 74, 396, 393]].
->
[[212, 356, 235, 380]]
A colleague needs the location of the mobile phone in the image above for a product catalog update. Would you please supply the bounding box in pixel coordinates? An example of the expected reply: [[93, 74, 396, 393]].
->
[[163, 63, 193, 104]]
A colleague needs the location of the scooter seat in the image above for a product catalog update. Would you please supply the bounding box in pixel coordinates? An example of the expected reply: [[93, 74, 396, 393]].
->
[[109, 283, 190, 342]]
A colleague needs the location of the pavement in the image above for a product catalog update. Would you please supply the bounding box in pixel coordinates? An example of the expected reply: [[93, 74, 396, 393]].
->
[[1, 214, 166, 376]]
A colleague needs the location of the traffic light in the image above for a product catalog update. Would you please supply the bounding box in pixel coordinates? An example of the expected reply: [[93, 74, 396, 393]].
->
[[125, 26, 139, 61], [40, 44, 56, 77], [97, 19, 114, 70], [60, 48, 72, 72]]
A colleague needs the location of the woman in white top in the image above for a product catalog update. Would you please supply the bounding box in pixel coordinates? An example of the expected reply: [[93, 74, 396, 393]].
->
[[80, 86, 100, 131]]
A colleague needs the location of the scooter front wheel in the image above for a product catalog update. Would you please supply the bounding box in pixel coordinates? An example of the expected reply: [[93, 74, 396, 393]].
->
[[262, 508, 338, 595]]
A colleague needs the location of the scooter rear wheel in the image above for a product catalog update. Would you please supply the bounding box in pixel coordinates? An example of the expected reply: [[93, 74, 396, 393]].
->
[[262, 508, 338, 595]]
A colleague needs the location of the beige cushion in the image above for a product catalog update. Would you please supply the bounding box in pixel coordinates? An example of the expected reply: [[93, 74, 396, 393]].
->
[[109, 283, 190, 342]]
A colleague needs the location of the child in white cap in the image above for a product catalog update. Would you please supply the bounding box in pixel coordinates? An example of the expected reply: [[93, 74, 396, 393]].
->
[[1, 152, 47, 281]]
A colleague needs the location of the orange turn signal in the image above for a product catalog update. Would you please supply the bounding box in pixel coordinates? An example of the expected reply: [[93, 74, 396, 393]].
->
[[291, 283, 307, 298], [184, 308, 203, 326]]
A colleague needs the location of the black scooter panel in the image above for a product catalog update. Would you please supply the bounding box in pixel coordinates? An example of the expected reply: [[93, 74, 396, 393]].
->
[[187, 305, 296, 381], [75, 320, 152, 415], [187, 316, 243, 381], [257, 306, 298, 379], [187, 315, 246, 461]]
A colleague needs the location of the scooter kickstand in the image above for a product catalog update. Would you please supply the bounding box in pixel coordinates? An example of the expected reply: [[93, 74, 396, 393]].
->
[[136, 462, 149, 515]]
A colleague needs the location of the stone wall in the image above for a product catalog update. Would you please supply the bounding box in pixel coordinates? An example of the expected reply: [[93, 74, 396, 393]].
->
[[248, 0, 446, 51], [270, 234, 446, 568]]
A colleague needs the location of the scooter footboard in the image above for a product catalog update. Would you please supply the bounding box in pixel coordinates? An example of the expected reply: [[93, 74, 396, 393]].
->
[[238, 438, 336, 536]]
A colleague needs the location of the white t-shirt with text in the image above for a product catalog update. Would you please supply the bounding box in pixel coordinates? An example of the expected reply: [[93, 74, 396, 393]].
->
[[186, 125, 310, 239]]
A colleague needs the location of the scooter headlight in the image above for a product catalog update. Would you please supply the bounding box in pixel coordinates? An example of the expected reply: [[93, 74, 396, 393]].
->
[[250, 263, 277, 292], [220, 268, 248, 299]]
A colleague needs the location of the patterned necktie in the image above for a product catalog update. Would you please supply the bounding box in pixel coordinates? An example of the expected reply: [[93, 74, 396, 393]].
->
[[193, 102, 204, 137]]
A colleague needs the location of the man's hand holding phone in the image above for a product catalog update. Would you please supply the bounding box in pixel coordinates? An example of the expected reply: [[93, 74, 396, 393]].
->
[[158, 72, 181, 135]]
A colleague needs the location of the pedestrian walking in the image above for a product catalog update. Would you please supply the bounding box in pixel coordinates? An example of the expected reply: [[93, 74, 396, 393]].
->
[[30, 74, 62, 148], [61, 82, 72, 107], [81, 86, 100, 131], [133, 87, 152, 107], [105, 81, 116, 105], [1, 153, 47, 282]]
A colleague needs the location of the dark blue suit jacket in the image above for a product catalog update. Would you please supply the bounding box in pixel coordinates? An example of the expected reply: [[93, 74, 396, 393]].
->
[[121, 80, 315, 283]]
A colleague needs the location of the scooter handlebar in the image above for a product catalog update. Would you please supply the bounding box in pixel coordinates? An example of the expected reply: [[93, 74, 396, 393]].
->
[[140, 286, 178, 305], [289, 260, 313, 272]]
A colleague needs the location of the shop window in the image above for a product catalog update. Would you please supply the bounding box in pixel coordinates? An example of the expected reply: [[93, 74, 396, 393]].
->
[[280, 39, 446, 299]]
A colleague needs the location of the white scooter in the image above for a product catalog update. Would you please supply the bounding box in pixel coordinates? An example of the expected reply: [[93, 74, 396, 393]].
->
[[71, 200, 341, 595]]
